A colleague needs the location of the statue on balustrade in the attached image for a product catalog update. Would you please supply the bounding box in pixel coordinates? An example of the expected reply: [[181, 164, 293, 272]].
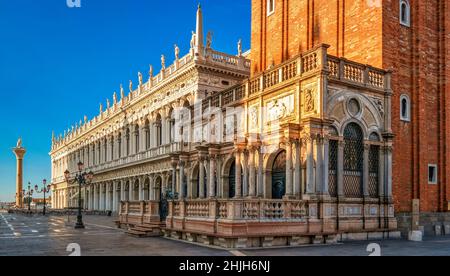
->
[[174, 44, 180, 61], [206, 31, 213, 49]]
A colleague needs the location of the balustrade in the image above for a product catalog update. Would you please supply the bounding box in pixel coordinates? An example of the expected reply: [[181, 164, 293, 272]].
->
[[169, 199, 308, 221]]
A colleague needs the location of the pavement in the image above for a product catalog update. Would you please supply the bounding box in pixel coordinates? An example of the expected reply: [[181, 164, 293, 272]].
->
[[1, 210, 450, 256]]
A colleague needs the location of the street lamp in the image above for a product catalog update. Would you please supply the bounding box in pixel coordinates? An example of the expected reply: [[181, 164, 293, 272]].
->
[[64, 161, 94, 229], [24, 182, 34, 212], [34, 179, 51, 216]]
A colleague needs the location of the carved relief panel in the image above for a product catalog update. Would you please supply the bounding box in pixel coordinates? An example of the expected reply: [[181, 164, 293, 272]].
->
[[301, 80, 320, 117]]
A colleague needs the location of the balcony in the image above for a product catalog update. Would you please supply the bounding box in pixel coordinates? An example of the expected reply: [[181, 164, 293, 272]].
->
[[200, 44, 391, 112]]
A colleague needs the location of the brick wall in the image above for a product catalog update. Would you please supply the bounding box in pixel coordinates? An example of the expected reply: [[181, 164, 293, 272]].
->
[[250, 0, 450, 213], [251, 0, 383, 74]]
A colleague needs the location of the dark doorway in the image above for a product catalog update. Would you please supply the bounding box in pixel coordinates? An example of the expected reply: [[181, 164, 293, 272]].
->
[[229, 161, 236, 198], [272, 151, 286, 199]]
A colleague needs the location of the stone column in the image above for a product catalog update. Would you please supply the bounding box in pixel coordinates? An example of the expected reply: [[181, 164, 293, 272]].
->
[[379, 146, 385, 197], [243, 151, 249, 197], [106, 183, 110, 210], [13, 144, 26, 208], [235, 149, 242, 198], [199, 157, 206, 198], [257, 149, 264, 197], [385, 145, 393, 198], [93, 184, 98, 210], [248, 146, 256, 197], [294, 141, 302, 197], [314, 137, 324, 194], [84, 187, 88, 209], [179, 159, 186, 200], [363, 142, 370, 197], [216, 157, 222, 198], [99, 183, 104, 210], [323, 137, 330, 195], [112, 182, 117, 212], [129, 180, 134, 201], [209, 154, 217, 198], [171, 157, 178, 193], [87, 187, 91, 210], [120, 181, 125, 201], [305, 136, 315, 195], [285, 141, 294, 197], [139, 179, 143, 201], [337, 140, 345, 197], [149, 177, 155, 200]]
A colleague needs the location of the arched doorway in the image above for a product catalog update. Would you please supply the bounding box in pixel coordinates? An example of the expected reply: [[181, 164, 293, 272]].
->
[[155, 176, 167, 221], [272, 151, 286, 199], [133, 180, 139, 201], [343, 123, 364, 198]]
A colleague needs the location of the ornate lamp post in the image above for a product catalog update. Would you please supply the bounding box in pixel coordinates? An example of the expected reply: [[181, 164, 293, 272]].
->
[[64, 162, 94, 229], [23, 182, 34, 212], [34, 179, 51, 216]]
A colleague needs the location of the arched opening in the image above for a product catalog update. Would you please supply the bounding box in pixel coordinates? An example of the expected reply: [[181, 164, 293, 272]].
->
[[343, 123, 364, 198], [400, 0, 410, 26], [369, 133, 381, 198], [144, 178, 150, 200], [328, 126, 339, 197], [117, 133, 122, 159], [271, 150, 286, 199], [169, 108, 175, 143], [124, 181, 130, 201], [144, 120, 150, 150], [134, 124, 140, 154], [154, 176, 162, 201], [125, 128, 130, 156], [400, 94, 410, 121], [228, 161, 236, 198], [155, 114, 162, 147], [195, 163, 207, 199], [180, 101, 191, 143], [133, 180, 139, 201]]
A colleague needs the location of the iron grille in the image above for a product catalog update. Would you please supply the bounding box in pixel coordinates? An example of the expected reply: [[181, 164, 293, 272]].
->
[[328, 139, 338, 197], [369, 145, 380, 198], [343, 123, 363, 198]]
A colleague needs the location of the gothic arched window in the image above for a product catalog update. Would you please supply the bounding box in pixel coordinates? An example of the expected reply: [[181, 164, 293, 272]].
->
[[400, 0, 411, 27], [343, 123, 364, 198]]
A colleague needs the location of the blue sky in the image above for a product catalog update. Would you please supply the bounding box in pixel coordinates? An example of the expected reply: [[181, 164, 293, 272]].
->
[[0, 0, 251, 202]]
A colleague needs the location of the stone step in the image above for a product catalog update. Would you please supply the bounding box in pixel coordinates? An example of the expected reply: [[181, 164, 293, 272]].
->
[[126, 225, 163, 238], [126, 229, 149, 238]]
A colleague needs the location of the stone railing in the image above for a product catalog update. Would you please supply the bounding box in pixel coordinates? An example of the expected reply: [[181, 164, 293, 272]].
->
[[327, 56, 388, 90], [169, 198, 308, 221], [200, 44, 391, 112], [86, 142, 181, 174], [119, 200, 160, 226], [206, 49, 251, 71]]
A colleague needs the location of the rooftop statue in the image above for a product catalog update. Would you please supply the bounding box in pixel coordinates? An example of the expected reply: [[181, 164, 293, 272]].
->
[[206, 31, 213, 49], [120, 84, 125, 100], [174, 44, 180, 60], [149, 65, 153, 78], [238, 39, 243, 56], [161, 55, 166, 70], [190, 31, 196, 49], [16, 138, 22, 148], [138, 72, 143, 86]]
